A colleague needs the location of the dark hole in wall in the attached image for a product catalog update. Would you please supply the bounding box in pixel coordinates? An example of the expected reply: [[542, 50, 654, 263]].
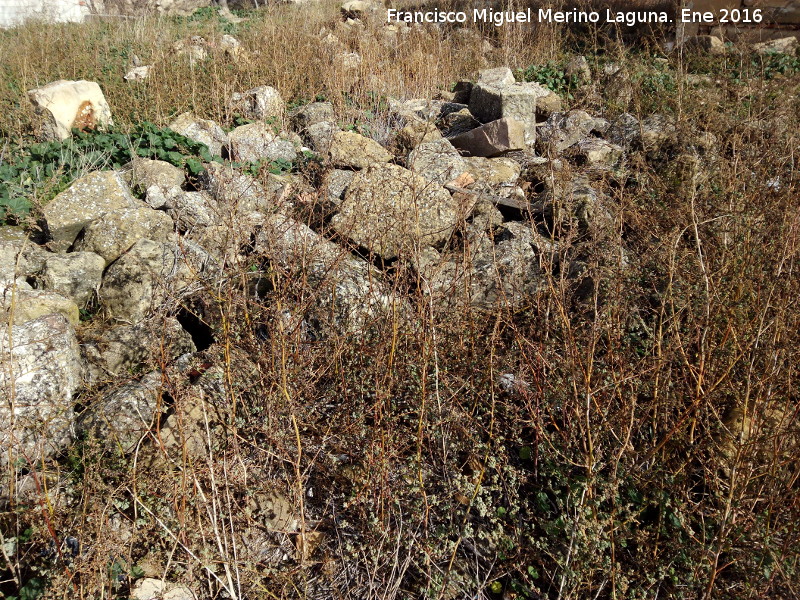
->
[[175, 307, 215, 351]]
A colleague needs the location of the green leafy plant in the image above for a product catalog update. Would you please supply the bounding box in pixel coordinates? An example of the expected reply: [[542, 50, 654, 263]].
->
[[517, 60, 580, 99], [0, 122, 215, 223]]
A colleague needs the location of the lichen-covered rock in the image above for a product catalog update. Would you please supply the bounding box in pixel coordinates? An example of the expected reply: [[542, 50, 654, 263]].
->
[[43, 170, 138, 251], [202, 162, 279, 215], [415, 222, 550, 309], [27, 80, 113, 141], [127, 159, 186, 193], [302, 121, 336, 154], [290, 101, 335, 130], [331, 163, 462, 259], [408, 138, 467, 185], [450, 118, 526, 157], [0, 227, 47, 280], [168, 113, 228, 157], [78, 371, 165, 453], [0, 314, 83, 468], [1, 279, 80, 325], [82, 316, 195, 385], [329, 130, 392, 168], [537, 110, 609, 153], [40, 252, 105, 306], [469, 80, 560, 143], [255, 213, 405, 334], [226, 122, 297, 163], [230, 85, 284, 121], [100, 239, 194, 322], [571, 138, 623, 169], [74, 206, 175, 265]]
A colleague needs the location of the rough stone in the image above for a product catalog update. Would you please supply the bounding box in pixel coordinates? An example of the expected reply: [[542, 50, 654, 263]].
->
[[82, 316, 196, 385], [566, 55, 592, 83], [40, 252, 105, 306], [230, 85, 284, 121], [408, 138, 468, 185], [202, 162, 285, 215], [226, 122, 298, 163], [290, 102, 335, 130], [687, 35, 727, 55], [74, 206, 175, 265], [324, 169, 356, 206], [470, 80, 560, 143], [43, 170, 138, 252], [123, 65, 151, 82], [439, 108, 481, 137], [100, 239, 195, 323], [329, 130, 392, 168], [0, 314, 83, 468], [255, 213, 404, 334], [449, 118, 526, 157], [416, 222, 549, 309], [1, 281, 79, 326], [168, 113, 228, 157], [396, 118, 443, 151], [130, 578, 196, 600], [0, 228, 47, 280], [476, 67, 516, 86], [572, 138, 624, 169], [331, 163, 462, 259], [752, 36, 798, 54], [607, 113, 641, 147], [128, 159, 186, 193], [78, 371, 166, 453], [537, 110, 610, 153], [302, 121, 336, 154], [27, 80, 113, 141]]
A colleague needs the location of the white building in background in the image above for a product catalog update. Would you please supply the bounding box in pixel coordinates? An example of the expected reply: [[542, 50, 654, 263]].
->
[[0, 0, 91, 28]]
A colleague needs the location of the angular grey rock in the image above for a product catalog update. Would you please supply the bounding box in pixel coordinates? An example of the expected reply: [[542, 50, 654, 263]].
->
[[82, 316, 195, 385], [462, 156, 521, 190], [0, 227, 46, 280], [324, 169, 356, 206], [226, 122, 298, 163], [290, 102, 335, 130], [331, 163, 462, 259], [168, 113, 228, 157], [415, 222, 549, 309], [477, 67, 516, 86], [752, 36, 798, 55], [537, 110, 609, 153], [686, 35, 727, 55], [230, 85, 284, 121], [607, 113, 640, 147], [43, 170, 138, 251], [440, 108, 481, 137], [40, 251, 105, 306], [0, 314, 83, 468], [572, 138, 624, 169], [1, 280, 79, 326], [303, 121, 336, 154], [202, 162, 284, 215], [127, 159, 186, 193], [408, 138, 468, 185], [255, 213, 405, 334], [78, 371, 166, 453], [470, 80, 560, 143], [566, 55, 592, 84], [329, 130, 392, 168], [450, 118, 526, 157], [166, 189, 218, 230], [74, 206, 175, 265], [100, 239, 197, 323]]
